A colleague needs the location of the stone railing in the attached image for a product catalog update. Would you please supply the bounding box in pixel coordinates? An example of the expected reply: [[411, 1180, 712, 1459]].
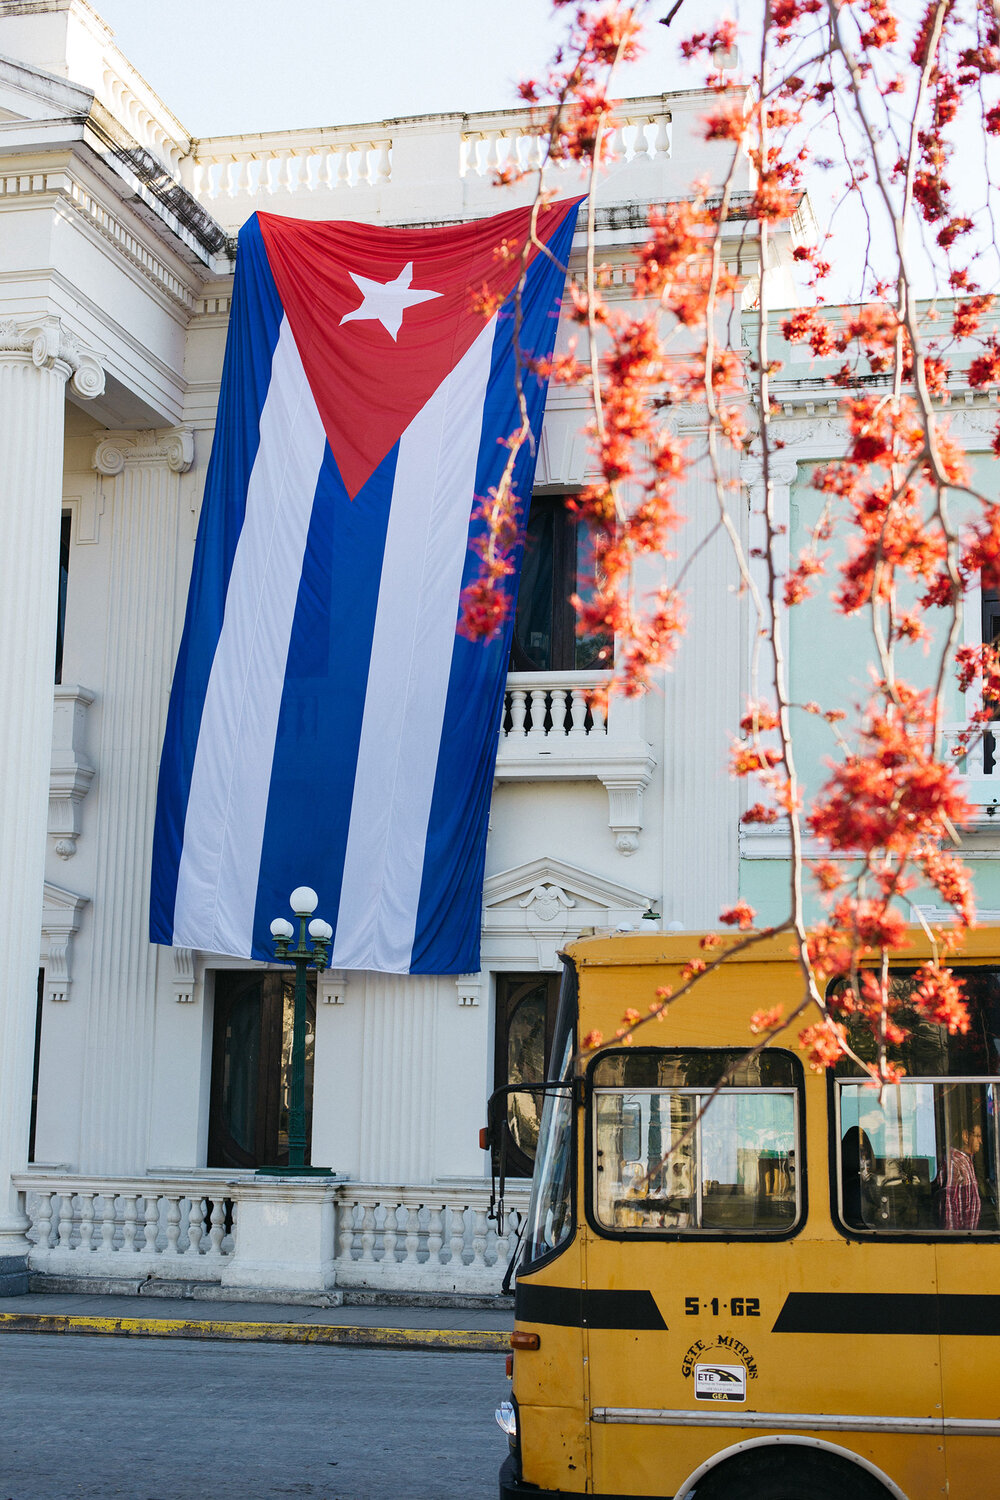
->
[[501, 669, 610, 742], [181, 127, 393, 204], [334, 1182, 529, 1294], [496, 671, 657, 853], [13, 1174, 529, 1297], [16, 1175, 237, 1281], [459, 104, 670, 179], [942, 722, 1000, 810]]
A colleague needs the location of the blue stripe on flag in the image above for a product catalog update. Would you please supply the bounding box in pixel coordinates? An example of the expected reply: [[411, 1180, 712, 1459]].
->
[[247, 448, 398, 959], [150, 215, 284, 944], [409, 201, 582, 974]]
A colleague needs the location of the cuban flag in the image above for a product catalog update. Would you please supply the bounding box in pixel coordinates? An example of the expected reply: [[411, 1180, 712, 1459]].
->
[[150, 198, 582, 974]]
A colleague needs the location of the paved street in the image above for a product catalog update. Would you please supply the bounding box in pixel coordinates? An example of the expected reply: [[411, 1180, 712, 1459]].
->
[[0, 1333, 510, 1500]]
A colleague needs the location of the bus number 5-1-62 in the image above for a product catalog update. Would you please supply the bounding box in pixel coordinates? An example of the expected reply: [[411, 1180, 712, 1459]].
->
[[684, 1297, 760, 1317]]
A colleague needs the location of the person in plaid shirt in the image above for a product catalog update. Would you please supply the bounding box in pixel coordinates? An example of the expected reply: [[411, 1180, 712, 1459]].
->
[[933, 1123, 983, 1230]]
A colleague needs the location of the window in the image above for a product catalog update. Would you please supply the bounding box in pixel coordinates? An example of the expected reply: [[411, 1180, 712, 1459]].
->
[[832, 966, 1000, 1235], [591, 1050, 802, 1236], [28, 968, 43, 1163], [512, 495, 612, 672], [54, 512, 70, 684], [208, 970, 316, 1168], [493, 973, 561, 1177], [838, 1079, 998, 1232], [981, 569, 1000, 770]]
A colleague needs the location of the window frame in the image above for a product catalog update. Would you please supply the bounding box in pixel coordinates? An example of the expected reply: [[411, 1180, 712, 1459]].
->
[[492, 971, 562, 1179], [584, 1047, 808, 1244], [829, 1072, 1000, 1242], [510, 492, 611, 673]]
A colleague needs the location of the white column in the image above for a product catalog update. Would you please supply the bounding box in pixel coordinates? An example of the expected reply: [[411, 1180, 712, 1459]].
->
[[78, 428, 194, 1174], [658, 417, 745, 928], [0, 316, 103, 1282]]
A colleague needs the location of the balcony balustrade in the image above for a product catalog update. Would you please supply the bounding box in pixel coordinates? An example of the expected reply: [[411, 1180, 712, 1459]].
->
[[496, 671, 656, 853]]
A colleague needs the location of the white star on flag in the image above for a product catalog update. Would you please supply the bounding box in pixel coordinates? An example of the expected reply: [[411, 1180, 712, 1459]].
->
[[340, 262, 442, 340]]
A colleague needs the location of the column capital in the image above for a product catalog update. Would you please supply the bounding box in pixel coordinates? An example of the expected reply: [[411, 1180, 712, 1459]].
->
[[740, 450, 800, 491], [93, 427, 195, 476], [0, 315, 104, 400]]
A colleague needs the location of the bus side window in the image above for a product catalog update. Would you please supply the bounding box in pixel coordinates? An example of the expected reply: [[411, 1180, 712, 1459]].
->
[[836, 1080, 999, 1234], [591, 1051, 802, 1237]]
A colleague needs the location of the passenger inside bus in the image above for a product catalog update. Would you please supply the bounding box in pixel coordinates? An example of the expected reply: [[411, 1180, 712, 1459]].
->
[[933, 1122, 983, 1230], [841, 1126, 879, 1229]]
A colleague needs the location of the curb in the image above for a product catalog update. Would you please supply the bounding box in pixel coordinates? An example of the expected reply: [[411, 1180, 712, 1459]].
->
[[0, 1312, 510, 1353]]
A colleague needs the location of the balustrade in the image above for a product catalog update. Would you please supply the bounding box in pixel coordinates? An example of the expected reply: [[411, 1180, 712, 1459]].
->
[[183, 96, 670, 220], [184, 134, 393, 206], [333, 1185, 529, 1292], [942, 722, 1000, 807], [460, 109, 670, 178], [502, 671, 609, 741], [12, 1174, 529, 1295], [15, 1176, 237, 1280]]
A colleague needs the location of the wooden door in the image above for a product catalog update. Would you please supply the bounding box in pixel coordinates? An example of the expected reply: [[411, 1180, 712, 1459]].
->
[[207, 970, 316, 1168]]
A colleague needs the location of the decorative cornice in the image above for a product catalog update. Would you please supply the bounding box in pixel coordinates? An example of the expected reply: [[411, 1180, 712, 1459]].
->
[[0, 315, 104, 399], [93, 426, 194, 475], [63, 178, 199, 311]]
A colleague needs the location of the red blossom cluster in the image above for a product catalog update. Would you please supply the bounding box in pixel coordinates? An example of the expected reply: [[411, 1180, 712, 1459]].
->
[[461, 0, 1000, 1069]]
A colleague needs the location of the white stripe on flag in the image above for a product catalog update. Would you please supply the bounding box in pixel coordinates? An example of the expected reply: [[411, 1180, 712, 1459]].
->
[[331, 316, 497, 971], [172, 316, 328, 955]]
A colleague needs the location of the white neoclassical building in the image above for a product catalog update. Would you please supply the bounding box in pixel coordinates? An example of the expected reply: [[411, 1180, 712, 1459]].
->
[[0, 0, 807, 1300]]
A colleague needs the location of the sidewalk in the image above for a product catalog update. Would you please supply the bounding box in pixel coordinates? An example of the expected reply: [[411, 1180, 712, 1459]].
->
[[0, 1289, 514, 1352]]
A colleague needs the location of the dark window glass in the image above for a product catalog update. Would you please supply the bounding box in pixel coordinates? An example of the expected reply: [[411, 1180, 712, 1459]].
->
[[28, 969, 44, 1163], [593, 1048, 799, 1090], [982, 577, 1000, 769], [493, 973, 561, 1177], [54, 512, 70, 684], [512, 496, 612, 671], [831, 967, 1000, 1078], [208, 970, 316, 1168]]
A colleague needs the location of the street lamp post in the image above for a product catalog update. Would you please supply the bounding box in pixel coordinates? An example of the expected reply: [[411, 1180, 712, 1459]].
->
[[257, 885, 333, 1177]]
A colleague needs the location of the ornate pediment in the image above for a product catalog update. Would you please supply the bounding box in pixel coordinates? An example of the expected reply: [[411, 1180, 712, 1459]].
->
[[482, 857, 652, 969]]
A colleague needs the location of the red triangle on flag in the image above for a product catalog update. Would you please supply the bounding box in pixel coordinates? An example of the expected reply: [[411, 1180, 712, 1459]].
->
[[257, 199, 581, 501]]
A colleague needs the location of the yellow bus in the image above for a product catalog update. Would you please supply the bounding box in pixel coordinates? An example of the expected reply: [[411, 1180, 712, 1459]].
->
[[491, 929, 1000, 1500]]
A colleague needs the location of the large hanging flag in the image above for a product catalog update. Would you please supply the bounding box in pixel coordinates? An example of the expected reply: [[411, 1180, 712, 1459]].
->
[[150, 198, 582, 974]]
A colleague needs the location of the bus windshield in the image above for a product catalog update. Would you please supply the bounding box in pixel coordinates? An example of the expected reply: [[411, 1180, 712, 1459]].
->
[[522, 981, 576, 1266]]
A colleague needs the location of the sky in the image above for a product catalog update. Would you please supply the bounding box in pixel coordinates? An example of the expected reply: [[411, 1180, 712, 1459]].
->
[[93, 0, 707, 138]]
